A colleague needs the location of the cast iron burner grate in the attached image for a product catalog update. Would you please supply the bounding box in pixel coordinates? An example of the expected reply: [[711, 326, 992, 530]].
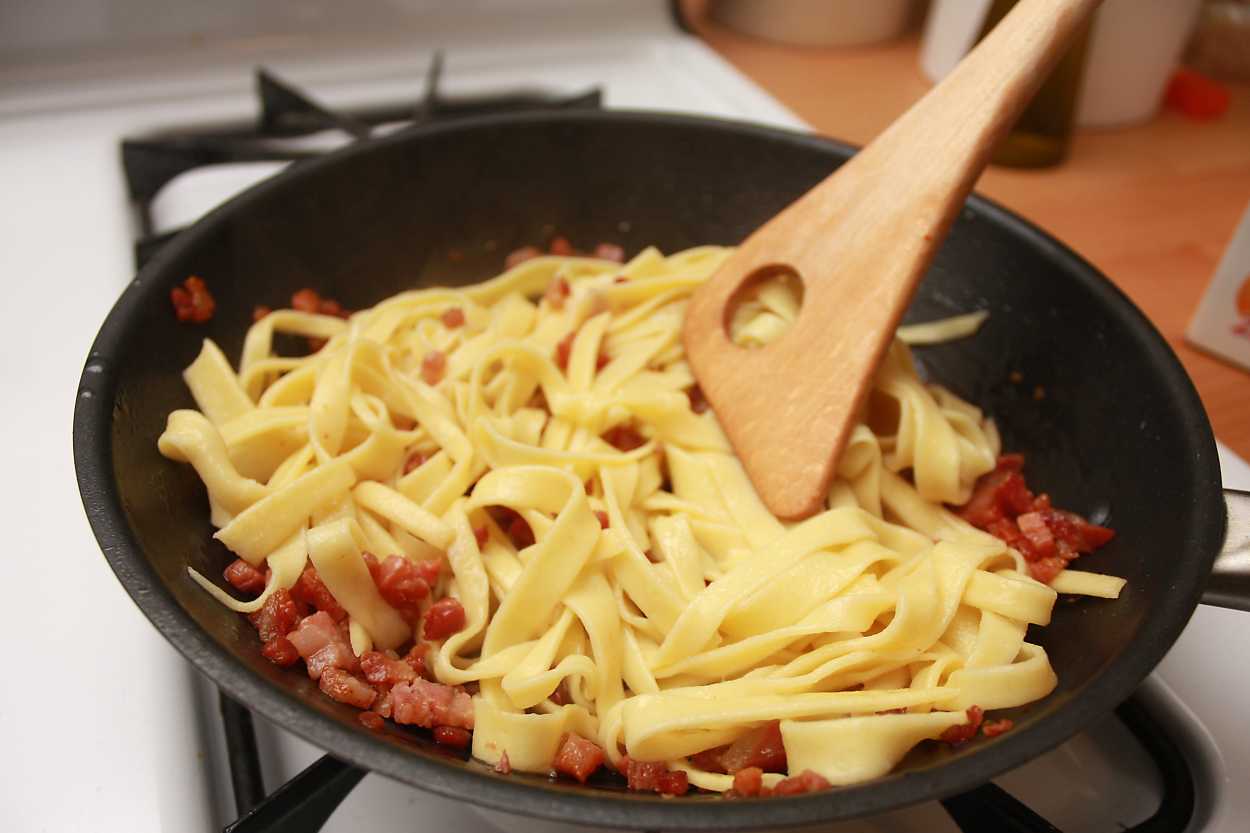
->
[[213, 687, 1195, 833], [119, 54, 602, 268]]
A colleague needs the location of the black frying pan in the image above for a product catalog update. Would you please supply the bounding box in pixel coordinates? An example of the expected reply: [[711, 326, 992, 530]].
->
[[73, 111, 1250, 831]]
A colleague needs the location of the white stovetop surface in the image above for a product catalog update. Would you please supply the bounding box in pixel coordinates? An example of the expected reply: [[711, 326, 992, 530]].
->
[[1, 5, 1246, 831]]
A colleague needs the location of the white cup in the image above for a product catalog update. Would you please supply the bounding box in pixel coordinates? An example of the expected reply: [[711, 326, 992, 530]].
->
[[921, 0, 1205, 128]]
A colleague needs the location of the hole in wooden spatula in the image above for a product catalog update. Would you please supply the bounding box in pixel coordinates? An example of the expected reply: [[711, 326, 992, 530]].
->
[[725, 265, 804, 348]]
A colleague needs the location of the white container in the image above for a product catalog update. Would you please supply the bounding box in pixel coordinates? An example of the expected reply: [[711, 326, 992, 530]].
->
[[710, 0, 914, 47], [921, 0, 1204, 128]]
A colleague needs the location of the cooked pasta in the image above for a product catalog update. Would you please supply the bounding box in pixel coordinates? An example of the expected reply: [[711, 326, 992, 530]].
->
[[158, 245, 1124, 793]]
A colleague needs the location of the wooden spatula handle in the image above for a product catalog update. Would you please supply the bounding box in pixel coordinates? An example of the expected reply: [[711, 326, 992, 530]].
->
[[684, 0, 1102, 519]]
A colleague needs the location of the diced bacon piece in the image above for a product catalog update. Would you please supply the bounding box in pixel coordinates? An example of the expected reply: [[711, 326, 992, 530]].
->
[[982, 718, 1014, 738], [404, 643, 431, 679], [375, 555, 431, 615], [360, 650, 417, 688], [416, 558, 443, 587], [224, 559, 265, 595], [359, 711, 385, 730], [771, 770, 831, 796], [549, 681, 571, 706], [434, 725, 472, 749], [506, 515, 534, 549], [690, 747, 728, 774], [555, 330, 576, 369], [1016, 512, 1056, 558], [441, 307, 466, 328], [423, 597, 467, 640], [1028, 556, 1068, 584], [247, 589, 301, 642], [372, 688, 394, 719], [319, 668, 377, 709], [593, 242, 625, 262], [996, 472, 1036, 516], [959, 469, 1010, 527], [731, 767, 764, 797], [252, 305, 272, 322], [595, 350, 611, 371], [306, 641, 359, 681], [390, 679, 474, 729], [286, 611, 341, 659], [553, 733, 605, 783], [603, 424, 645, 452], [291, 567, 348, 622], [505, 245, 542, 269], [444, 685, 475, 729], [997, 453, 1025, 471], [494, 751, 512, 774], [687, 385, 710, 414], [548, 236, 575, 256], [657, 770, 689, 796], [720, 721, 787, 774], [595, 510, 610, 529], [626, 759, 667, 792], [170, 275, 215, 323], [403, 450, 428, 474], [291, 288, 321, 313], [319, 298, 347, 318], [939, 706, 985, 746], [1043, 508, 1116, 552], [362, 552, 382, 584], [261, 636, 300, 667], [422, 350, 447, 385]]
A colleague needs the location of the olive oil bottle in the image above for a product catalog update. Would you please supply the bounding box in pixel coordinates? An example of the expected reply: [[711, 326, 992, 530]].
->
[[978, 0, 1094, 167]]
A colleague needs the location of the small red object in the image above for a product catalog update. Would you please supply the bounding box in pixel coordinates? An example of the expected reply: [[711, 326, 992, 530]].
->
[[261, 636, 300, 667], [548, 236, 575, 256], [553, 733, 606, 783], [731, 767, 765, 797], [1165, 68, 1231, 121], [433, 725, 472, 749], [771, 770, 831, 796], [422, 350, 447, 385], [423, 597, 467, 640], [555, 330, 577, 369], [940, 706, 985, 746], [593, 242, 625, 262], [441, 307, 466, 328], [657, 769, 690, 796], [170, 276, 216, 323], [223, 559, 265, 595], [982, 718, 1015, 738]]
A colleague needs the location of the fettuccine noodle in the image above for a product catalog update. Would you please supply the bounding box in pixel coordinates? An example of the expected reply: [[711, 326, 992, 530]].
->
[[158, 245, 1123, 791]]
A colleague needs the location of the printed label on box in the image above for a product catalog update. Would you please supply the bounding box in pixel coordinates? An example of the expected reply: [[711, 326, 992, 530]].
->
[[1187, 200, 1250, 373]]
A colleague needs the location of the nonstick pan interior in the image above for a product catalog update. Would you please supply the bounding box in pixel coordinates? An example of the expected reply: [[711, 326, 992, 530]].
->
[[74, 111, 1225, 830]]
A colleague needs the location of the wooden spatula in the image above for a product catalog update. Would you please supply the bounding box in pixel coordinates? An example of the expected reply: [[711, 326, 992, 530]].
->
[[683, 0, 1101, 520]]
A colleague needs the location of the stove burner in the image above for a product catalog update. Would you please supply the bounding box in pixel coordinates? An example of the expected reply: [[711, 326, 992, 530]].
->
[[120, 55, 602, 268]]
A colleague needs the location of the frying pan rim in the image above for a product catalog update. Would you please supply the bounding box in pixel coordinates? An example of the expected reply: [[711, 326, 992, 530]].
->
[[72, 109, 1226, 830]]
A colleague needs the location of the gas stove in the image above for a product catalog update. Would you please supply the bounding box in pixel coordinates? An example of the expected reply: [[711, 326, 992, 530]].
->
[[5, 3, 1246, 831]]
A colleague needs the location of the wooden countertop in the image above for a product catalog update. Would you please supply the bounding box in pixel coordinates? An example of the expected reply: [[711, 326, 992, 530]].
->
[[682, 2, 1250, 460]]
